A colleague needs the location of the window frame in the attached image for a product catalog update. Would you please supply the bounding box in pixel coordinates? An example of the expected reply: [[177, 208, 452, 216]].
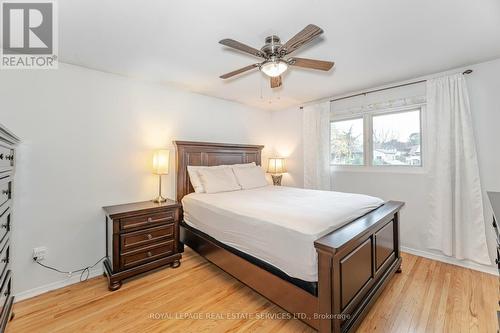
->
[[330, 104, 426, 174]]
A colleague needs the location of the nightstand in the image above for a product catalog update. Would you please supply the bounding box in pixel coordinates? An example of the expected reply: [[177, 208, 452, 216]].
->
[[102, 199, 182, 291]]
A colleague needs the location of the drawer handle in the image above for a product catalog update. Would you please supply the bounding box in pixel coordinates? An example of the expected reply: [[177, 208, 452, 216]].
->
[[1, 223, 7, 229], [147, 251, 152, 257], [147, 234, 153, 240], [1, 258, 7, 264], [147, 217, 153, 223], [2, 190, 9, 196]]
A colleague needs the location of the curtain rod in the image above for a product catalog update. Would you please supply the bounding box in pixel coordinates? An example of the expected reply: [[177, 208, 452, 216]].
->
[[299, 69, 473, 108]]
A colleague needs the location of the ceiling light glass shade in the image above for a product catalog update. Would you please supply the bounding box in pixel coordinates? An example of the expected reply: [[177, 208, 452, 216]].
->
[[260, 60, 288, 77]]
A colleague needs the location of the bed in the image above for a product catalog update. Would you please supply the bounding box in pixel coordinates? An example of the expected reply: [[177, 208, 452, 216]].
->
[[175, 141, 404, 333]]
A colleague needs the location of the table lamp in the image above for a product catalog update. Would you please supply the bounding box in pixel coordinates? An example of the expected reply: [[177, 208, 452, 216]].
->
[[267, 157, 286, 186], [152, 149, 169, 203]]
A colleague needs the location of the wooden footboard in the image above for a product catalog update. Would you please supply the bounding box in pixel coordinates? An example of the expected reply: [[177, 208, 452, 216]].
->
[[314, 201, 404, 333]]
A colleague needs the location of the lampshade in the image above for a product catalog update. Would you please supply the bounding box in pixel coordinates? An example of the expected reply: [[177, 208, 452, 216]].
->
[[260, 60, 288, 77], [267, 158, 286, 174], [152, 149, 170, 175]]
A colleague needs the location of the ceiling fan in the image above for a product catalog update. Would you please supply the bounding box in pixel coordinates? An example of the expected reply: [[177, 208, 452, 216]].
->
[[219, 24, 334, 88]]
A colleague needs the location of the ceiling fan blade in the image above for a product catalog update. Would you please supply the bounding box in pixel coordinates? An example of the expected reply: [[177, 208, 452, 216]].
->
[[220, 63, 260, 79], [278, 24, 323, 55], [270, 76, 282, 88], [219, 39, 265, 58], [289, 57, 334, 71]]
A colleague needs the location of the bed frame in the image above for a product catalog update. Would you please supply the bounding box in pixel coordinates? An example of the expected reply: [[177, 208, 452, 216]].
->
[[174, 141, 404, 333]]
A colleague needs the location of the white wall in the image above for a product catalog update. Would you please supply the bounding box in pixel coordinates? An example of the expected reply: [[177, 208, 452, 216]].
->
[[0, 63, 273, 298], [271, 57, 500, 274]]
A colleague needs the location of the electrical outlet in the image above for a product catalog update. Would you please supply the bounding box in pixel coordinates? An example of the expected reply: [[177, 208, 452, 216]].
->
[[33, 247, 48, 261]]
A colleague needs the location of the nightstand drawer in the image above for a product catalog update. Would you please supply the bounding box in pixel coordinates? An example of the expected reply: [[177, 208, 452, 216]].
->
[[119, 210, 175, 231], [120, 224, 174, 251], [120, 240, 174, 269]]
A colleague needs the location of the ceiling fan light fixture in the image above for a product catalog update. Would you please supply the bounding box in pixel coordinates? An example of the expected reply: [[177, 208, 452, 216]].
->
[[260, 60, 288, 77], [219, 25, 332, 88]]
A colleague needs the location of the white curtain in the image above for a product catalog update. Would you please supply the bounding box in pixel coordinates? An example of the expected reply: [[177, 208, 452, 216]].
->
[[426, 74, 491, 265], [303, 102, 331, 190]]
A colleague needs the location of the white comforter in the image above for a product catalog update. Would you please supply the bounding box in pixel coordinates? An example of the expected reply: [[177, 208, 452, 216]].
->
[[182, 185, 383, 281]]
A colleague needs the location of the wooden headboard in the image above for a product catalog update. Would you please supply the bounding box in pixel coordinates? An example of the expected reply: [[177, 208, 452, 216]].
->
[[174, 141, 264, 202]]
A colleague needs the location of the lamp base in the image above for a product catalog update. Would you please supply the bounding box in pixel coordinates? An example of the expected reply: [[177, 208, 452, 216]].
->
[[153, 174, 167, 203], [152, 195, 167, 204], [271, 174, 283, 186]]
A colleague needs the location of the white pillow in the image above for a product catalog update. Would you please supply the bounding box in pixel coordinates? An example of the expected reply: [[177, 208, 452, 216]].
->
[[232, 166, 268, 189], [197, 167, 241, 193], [187, 165, 211, 193], [187, 165, 220, 193], [187, 163, 255, 193]]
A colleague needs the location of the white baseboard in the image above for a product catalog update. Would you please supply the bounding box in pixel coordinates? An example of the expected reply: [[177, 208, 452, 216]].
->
[[401, 246, 498, 276], [14, 266, 103, 302]]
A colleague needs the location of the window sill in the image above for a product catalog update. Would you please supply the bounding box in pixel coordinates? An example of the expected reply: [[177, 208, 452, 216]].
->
[[331, 165, 428, 175]]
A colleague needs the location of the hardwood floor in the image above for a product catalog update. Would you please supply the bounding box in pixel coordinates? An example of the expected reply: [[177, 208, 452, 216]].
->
[[7, 248, 498, 333]]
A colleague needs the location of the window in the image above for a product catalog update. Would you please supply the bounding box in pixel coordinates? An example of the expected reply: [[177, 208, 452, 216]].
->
[[330, 118, 364, 165], [330, 108, 423, 168], [372, 110, 421, 166]]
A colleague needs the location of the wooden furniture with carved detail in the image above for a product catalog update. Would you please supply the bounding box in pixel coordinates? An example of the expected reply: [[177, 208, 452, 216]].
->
[[0, 124, 19, 333], [102, 200, 182, 291], [175, 141, 404, 333]]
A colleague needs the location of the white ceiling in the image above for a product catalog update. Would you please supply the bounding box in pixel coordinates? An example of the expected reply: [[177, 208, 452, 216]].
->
[[60, 0, 500, 111]]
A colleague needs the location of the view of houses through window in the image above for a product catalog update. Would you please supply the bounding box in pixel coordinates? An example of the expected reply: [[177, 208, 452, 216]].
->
[[372, 110, 421, 166], [331, 109, 422, 167]]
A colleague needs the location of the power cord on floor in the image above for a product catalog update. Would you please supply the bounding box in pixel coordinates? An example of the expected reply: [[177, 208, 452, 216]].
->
[[33, 256, 107, 282]]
